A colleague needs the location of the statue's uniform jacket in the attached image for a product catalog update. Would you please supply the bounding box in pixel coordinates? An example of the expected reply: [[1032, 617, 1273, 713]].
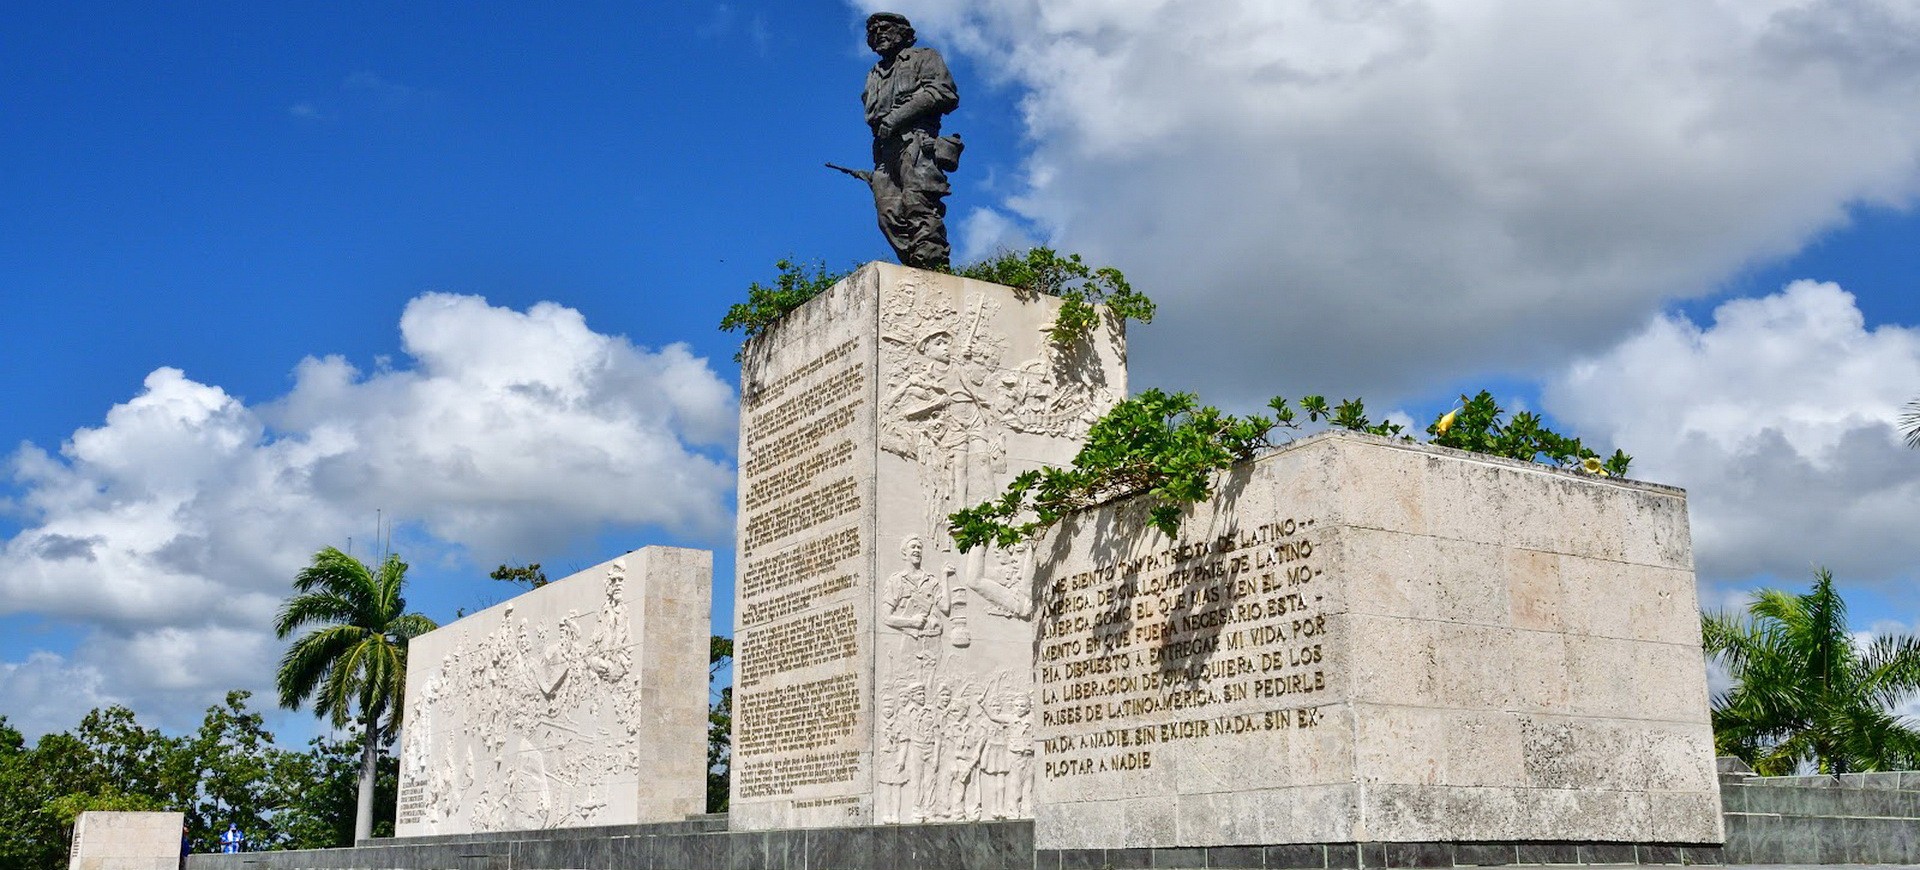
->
[[863, 45, 959, 269]]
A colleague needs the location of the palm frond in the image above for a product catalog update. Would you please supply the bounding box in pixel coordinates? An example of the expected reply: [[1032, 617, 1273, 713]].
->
[[1899, 398, 1920, 450], [276, 625, 363, 711], [315, 638, 372, 728], [293, 547, 373, 594], [1859, 633, 1920, 708], [389, 613, 439, 642], [276, 544, 433, 747], [377, 554, 409, 613], [274, 590, 358, 638], [1706, 567, 1920, 775]]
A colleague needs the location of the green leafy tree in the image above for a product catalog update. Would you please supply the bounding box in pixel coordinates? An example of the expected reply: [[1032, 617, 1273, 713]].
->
[[176, 692, 291, 849], [0, 695, 369, 864], [16, 731, 101, 868], [0, 718, 45, 870], [1428, 390, 1629, 476], [0, 710, 185, 868], [707, 635, 733, 813], [274, 546, 437, 842], [0, 720, 102, 870], [42, 790, 168, 827], [488, 562, 549, 589], [268, 733, 360, 849], [1702, 568, 1920, 774], [260, 729, 397, 850], [72, 706, 184, 803]]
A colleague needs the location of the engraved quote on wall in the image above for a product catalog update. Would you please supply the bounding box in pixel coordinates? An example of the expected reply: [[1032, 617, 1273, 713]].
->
[[1036, 520, 1331, 781]]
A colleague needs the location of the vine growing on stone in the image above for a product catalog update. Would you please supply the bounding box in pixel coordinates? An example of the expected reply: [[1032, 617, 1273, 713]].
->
[[1428, 390, 1631, 477], [717, 248, 1154, 358], [949, 247, 1156, 345], [718, 259, 848, 360], [947, 389, 1405, 552], [949, 389, 1632, 551]]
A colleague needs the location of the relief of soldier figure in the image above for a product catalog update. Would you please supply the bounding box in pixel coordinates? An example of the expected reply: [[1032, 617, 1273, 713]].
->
[[830, 12, 963, 270], [876, 673, 1033, 822]]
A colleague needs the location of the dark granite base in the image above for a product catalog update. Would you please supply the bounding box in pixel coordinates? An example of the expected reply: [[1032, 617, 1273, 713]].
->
[[185, 823, 1722, 870], [1719, 770, 1920, 864], [184, 819, 1031, 870], [1038, 841, 1722, 869]]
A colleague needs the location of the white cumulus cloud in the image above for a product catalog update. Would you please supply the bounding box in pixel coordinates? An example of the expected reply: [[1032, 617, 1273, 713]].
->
[[1543, 280, 1920, 589], [0, 293, 735, 733], [862, 0, 1920, 403]]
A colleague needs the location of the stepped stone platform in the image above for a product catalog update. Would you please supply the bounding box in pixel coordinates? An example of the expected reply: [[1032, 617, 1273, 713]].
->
[[175, 756, 1920, 870], [184, 817, 1728, 870]]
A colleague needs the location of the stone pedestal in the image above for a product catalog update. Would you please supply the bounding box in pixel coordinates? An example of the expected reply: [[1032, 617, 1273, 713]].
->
[[68, 811, 183, 870], [395, 546, 710, 836], [730, 263, 1127, 830], [1030, 432, 1722, 850]]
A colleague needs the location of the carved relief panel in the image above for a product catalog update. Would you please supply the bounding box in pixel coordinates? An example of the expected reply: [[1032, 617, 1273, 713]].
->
[[729, 263, 1125, 831], [870, 268, 1124, 824], [396, 548, 709, 836]]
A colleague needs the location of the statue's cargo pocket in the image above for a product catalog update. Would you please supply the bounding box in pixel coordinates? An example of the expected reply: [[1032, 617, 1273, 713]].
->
[[932, 134, 964, 172]]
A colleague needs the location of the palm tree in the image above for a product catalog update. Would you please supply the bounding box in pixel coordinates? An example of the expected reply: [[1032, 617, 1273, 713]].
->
[[1702, 567, 1920, 775], [274, 546, 437, 842], [1902, 398, 1920, 449]]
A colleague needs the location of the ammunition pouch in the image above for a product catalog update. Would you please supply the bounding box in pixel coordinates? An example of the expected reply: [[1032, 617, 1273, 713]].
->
[[931, 134, 964, 172]]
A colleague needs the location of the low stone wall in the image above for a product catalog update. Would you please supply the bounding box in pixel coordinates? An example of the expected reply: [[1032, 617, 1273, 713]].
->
[[70, 811, 185, 870], [184, 819, 1030, 870], [186, 820, 1722, 870], [1720, 770, 1920, 864], [1028, 432, 1720, 850]]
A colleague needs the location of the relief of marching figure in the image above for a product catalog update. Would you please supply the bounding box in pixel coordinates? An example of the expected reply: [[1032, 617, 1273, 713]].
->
[[875, 672, 1034, 822], [401, 564, 642, 831], [875, 533, 1036, 821]]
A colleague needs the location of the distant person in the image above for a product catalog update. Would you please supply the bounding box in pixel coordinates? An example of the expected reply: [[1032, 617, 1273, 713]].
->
[[179, 823, 191, 869], [219, 824, 244, 854]]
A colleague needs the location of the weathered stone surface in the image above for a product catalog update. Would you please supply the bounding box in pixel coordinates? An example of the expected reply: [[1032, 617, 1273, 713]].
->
[[69, 811, 183, 870], [730, 262, 1127, 830], [1030, 433, 1721, 849], [395, 547, 710, 836]]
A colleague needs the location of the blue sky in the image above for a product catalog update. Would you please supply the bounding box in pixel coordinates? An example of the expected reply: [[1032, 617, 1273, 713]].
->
[[4, 0, 1920, 740]]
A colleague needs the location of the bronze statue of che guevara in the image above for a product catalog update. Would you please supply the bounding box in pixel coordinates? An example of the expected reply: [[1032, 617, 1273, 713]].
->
[[829, 12, 962, 271]]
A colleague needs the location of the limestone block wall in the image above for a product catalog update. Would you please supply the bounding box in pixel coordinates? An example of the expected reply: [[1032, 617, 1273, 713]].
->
[[1030, 432, 1721, 849], [395, 547, 710, 836], [730, 263, 1127, 830], [69, 811, 183, 870]]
